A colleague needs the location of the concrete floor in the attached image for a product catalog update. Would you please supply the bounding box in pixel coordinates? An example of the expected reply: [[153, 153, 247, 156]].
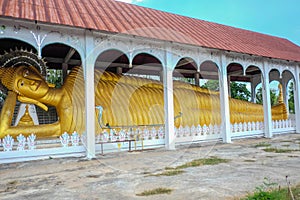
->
[[1, 134, 300, 200]]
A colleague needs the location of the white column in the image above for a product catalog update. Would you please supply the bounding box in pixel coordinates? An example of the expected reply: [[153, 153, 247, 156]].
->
[[281, 77, 289, 108], [219, 54, 231, 143], [262, 62, 272, 138], [294, 66, 300, 133], [227, 75, 231, 97], [250, 79, 256, 103], [250, 76, 260, 103], [84, 30, 96, 159], [164, 50, 175, 150]]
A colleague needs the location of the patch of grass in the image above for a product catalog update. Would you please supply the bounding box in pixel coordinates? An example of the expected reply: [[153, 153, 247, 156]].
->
[[165, 167, 175, 170], [147, 157, 229, 177], [288, 155, 299, 158], [8, 180, 18, 185], [174, 157, 229, 169], [281, 144, 290, 147], [136, 188, 173, 196], [293, 184, 300, 199], [281, 140, 293, 143], [242, 184, 300, 200], [146, 167, 185, 177], [244, 159, 256, 162], [149, 169, 185, 177], [263, 147, 298, 153], [254, 142, 271, 148]]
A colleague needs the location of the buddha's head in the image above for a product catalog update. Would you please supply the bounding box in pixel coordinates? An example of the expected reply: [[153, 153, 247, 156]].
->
[[0, 66, 49, 99]]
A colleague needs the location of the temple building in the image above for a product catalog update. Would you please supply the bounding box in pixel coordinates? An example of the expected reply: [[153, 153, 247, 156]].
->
[[0, 0, 300, 162]]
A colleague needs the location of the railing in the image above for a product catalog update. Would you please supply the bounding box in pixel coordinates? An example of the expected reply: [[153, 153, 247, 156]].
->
[[174, 124, 222, 144], [0, 119, 296, 163]]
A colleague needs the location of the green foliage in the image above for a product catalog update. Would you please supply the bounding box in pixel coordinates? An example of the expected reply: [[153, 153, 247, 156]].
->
[[150, 169, 185, 176], [243, 177, 282, 200], [202, 80, 251, 101], [173, 157, 229, 169], [201, 79, 219, 91], [230, 82, 251, 101], [243, 178, 300, 200], [288, 82, 295, 114], [263, 147, 299, 153], [136, 188, 173, 196], [255, 87, 278, 106], [47, 69, 63, 88], [148, 157, 229, 177], [254, 142, 271, 148]]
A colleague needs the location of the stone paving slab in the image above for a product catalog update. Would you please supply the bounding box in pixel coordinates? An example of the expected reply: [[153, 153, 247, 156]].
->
[[0, 134, 300, 200]]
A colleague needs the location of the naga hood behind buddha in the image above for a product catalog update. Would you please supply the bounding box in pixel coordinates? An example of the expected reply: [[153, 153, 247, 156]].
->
[[0, 52, 288, 138]]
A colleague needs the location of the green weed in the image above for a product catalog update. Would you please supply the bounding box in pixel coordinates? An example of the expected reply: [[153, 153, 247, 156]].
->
[[136, 188, 173, 196]]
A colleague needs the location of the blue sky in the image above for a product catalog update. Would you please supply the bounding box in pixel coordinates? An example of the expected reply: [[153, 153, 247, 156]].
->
[[118, 0, 300, 46]]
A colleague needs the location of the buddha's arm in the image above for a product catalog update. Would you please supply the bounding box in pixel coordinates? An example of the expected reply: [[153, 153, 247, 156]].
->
[[0, 91, 61, 138], [2, 122, 61, 138]]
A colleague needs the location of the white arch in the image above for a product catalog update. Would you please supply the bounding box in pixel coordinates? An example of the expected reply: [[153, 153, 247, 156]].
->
[[93, 46, 131, 64], [199, 60, 220, 73], [132, 49, 165, 67], [41, 41, 84, 63], [0, 36, 37, 52], [94, 48, 129, 65], [174, 57, 198, 70]]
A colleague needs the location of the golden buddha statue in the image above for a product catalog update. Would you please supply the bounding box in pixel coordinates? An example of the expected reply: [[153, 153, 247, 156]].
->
[[0, 64, 287, 138]]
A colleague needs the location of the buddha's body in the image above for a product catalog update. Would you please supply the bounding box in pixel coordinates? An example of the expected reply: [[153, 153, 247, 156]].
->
[[0, 66, 287, 138]]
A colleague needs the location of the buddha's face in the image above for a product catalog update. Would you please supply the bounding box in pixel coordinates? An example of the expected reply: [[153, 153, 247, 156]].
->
[[14, 66, 49, 98]]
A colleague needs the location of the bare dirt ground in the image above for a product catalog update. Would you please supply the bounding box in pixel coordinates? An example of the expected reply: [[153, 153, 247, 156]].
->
[[1, 134, 300, 200]]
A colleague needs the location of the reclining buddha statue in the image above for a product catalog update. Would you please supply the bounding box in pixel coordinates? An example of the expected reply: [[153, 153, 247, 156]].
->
[[0, 51, 287, 138]]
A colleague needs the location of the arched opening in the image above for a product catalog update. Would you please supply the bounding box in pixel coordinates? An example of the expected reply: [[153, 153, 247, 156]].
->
[[95, 49, 129, 74], [94, 51, 164, 132], [287, 79, 295, 115], [172, 58, 198, 127], [267, 69, 287, 122], [227, 63, 250, 100], [173, 57, 198, 85], [40, 43, 83, 126], [245, 65, 262, 103], [181, 60, 220, 126], [130, 53, 162, 80], [282, 70, 296, 117], [42, 43, 82, 86]]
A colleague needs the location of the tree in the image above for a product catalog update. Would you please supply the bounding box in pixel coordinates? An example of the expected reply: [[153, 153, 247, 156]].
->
[[230, 82, 251, 101], [202, 80, 251, 101], [201, 79, 219, 91], [288, 82, 295, 113], [255, 87, 278, 106], [47, 69, 63, 88]]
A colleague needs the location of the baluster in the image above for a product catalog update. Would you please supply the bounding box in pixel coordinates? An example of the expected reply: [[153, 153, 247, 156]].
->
[[3, 135, 14, 151], [17, 134, 26, 151], [71, 131, 79, 146], [27, 133, 36, 150], [197, 124, 202, 135]]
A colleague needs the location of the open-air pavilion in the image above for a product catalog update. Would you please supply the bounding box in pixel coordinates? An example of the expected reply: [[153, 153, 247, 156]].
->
[[0, 0, 300, 163]]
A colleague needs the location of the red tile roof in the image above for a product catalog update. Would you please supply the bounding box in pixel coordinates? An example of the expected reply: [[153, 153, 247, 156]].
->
[[1, 0, 300, 62]]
